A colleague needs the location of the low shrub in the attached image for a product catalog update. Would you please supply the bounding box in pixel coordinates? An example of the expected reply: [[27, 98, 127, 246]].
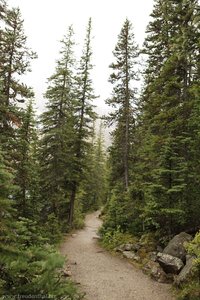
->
[[176, 231, 200, 300], [100, 225, 138, 250]]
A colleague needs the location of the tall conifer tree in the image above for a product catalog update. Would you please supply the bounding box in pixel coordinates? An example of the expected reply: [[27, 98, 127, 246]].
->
[[106, 19, 139, 190], [68, 18, 97, 225], [14, 101, 40, 218], [139, 0, 200, 234], [40, 26, 77, 225], [0, 5, 36, 163]]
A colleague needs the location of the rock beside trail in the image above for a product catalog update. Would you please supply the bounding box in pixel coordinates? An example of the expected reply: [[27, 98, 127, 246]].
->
[[115, 243, 141, 253], [163, 232, 192, 261], [61, 212, 175, 300], [151, 263, 172, 283], [143, 261, 172, 283], [157, 252, 184, 274], [115, 231, 194, 285], [174, 255, 195, 286], [122, 251, 141, 262]]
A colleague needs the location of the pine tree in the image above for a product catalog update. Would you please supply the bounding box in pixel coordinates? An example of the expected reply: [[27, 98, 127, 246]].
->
[[40, 26, 77, 228], [139, 0, 200, 234], [79, 121, 107, 212], [102, 19, 140, 234], [93, 122, 108, 207], [0, 148, 18, 293], [0, 3, 82, 299], [0, 4, 36, 162], [68, 18, 97, 226], [106, 18, 139, 190], [14, 101, 40, 219]]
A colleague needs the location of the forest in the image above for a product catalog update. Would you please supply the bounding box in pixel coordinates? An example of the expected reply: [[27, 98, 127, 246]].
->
[[0, 0, 200, 299]]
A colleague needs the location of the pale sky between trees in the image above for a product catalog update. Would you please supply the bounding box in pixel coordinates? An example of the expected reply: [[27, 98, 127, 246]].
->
[[8, 0, 154, 115]]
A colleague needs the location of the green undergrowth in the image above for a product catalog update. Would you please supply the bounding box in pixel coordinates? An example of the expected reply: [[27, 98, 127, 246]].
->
[[176, 232, 200, 300], [0, 216, 84, 300], [99, 225, 138, 250], [100, 221, 200, 300]]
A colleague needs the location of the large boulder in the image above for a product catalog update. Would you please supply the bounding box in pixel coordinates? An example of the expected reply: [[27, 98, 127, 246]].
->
[[157, 252, 184, 274], [143, 261, 172, 283], [174, 255, 195, 286], [163, 232, 192, 262]]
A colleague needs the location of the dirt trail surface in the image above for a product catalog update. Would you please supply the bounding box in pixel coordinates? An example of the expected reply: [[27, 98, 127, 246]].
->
[[60, 211, 175, 300]]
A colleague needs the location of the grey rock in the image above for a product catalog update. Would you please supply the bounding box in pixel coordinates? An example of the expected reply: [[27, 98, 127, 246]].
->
[[115, 243, 140, 253], [122, 243, 134, 251], [143, 261, 172, 283], [143, 260, 158, 274], [115, 244, 130, 252], [163, 232, 192, 261], [131, 243, 141, 252], [174, 255, 195, 286], [122, 251, 141, 262], [151, 263, 171, 283], [157, 252, 184, 274]]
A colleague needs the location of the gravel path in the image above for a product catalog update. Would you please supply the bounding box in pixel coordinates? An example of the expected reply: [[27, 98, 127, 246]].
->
[[60, 211, 175, 300]]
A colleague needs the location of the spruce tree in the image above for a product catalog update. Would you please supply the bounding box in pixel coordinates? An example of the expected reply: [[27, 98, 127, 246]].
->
[[0, 5, 36, 163], [106, 18, 139, 190], [103, 19, 140, 234], [0, 149, 18, 294], [0, 3, 82, 299], [14, 101, 40, 219], [79, 122, 107, 212], [40, 26, 77, 228], [68, 18, 97, 225], [139, 0, 200, 234]]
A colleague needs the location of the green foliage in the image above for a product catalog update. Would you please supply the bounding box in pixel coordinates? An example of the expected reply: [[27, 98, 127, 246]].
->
[[102, 183, 144, 236], [0, 4, 36, 164], [186, 232, 200, 284], [137, 0, 200, 235], [40, 19, 97, 227], [177, 232, 200, 300], [0, 186, 82, 299], [0, 3, 84, 298], [104, 0, 200, 238], [2, 0, 200, 298], [100, 225, 137, 250], [1, 244, 82, 299], [66, 18, 97, 226], [39, 25, 77, 226], [72, 199, 85, 229], [106, 18, 139, 190], [78, 123, 107, 213], [43, 213, 63, 243], [14, 101, 40, 219]]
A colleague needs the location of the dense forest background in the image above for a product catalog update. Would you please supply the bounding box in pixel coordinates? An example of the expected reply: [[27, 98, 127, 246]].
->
[[0, 0, 200, 299]]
